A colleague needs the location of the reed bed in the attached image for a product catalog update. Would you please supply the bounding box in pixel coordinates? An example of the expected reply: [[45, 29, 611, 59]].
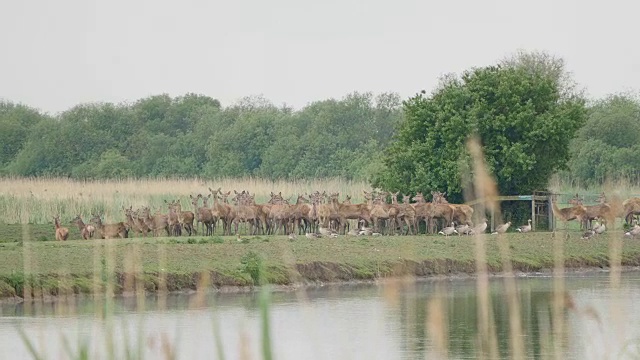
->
[[0, 176, 370, 224]]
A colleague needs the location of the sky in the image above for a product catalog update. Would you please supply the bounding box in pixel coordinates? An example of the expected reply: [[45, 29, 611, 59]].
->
[[1, 0, 638, 114]]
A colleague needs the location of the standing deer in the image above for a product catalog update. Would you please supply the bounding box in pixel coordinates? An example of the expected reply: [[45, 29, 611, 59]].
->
[[582, 192, 614, 230], [90, 213, 129, 239], [54, 215, 69, 241], [191, 194, 215, 236], [70, 215, 95, 240], [550, 194, 586, 230]]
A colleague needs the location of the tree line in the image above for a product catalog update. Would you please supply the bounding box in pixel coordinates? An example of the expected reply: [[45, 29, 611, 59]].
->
[[0, 92, 401, 181], [1, 50, 639, 194]]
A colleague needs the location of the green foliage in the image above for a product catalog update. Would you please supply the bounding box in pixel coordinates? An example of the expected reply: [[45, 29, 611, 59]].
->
[[240, 250, 264, 285], [566, 93, 640, 186], [374, 51, 587, 201], [1, 92, 400, 181]]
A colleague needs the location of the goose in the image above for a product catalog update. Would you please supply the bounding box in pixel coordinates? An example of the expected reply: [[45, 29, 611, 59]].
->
[[318, 226, 333, 236], [359, 225, 374, 236], [516, 219, 532, 233], [438, 222, 458, 236], [347, 228, 360, 236], [491, 222, 511, 235], [455, 223, 471, 236], [305, 232, 321, 239], [624, 223, 640, 239], [593, 220, 606, 235], [471, 219, 488, 235], [288, 233, 298, 241], [372, 232, 382, 237], [581, 229, 595, 240]]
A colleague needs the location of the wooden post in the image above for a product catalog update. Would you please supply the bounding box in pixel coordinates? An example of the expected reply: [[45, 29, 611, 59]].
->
[[531, 197, 536, 231], [491, 206, 495, 233], [548, 195, 554, 231]]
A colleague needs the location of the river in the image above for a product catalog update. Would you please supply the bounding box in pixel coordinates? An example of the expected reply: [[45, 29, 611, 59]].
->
[[1, 271, 639, 359]]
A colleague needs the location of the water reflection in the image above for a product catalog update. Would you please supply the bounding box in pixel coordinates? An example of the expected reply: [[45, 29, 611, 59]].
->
[[1, 271, 639, 359]]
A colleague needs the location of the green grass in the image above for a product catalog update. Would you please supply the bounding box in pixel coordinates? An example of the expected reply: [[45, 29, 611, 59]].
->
[[1, 230, 640, 300]]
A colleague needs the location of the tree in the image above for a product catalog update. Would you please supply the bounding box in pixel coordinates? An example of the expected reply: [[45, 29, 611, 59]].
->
[[374, 51, 587, 203], [566, 93, 640, 185]]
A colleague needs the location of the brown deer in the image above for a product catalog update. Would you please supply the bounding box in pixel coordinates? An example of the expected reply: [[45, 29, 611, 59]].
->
[[582, 192, 614, 230], [432, 191, 475, 227], [191, 194, 215, 236], [411, 192, 432, 234], [364, 190, 391, 234], [90, 213, 128, 239], [623, 197, 640, 225], [176, 200, 196, 236], [231, 190, 258, 235], [70, 214, 95, 240], [209, 187, 232, 235], [123, 206, 151, 238], [54, 215, 69, 241], [139, 207, 170, 237], [550, 194, 586, 230], [337, 193, 371, 234]]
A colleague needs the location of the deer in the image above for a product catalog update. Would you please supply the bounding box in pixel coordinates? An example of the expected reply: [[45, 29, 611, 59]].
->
[[230, 190, 258, 235], [364, 190, 391, 234], [123, 206, 151, 238], [139, 207, 170, 237], [268, 192, 292, 235], [70, 214, 95, 240], [411, 192, 433, 234], [171, 199, 195, 236], [191, 194, 215, 236], [550, 194, 586, 230], [581, 192, 614, 230], [209, 188, 232, 235], [54, 215, 69, 241], [623, 197, 640, 226], [165, 200, 182, 236], [432, 191, 474, 227], [90, 213, 128, 239], [336, 193, 371, 235]]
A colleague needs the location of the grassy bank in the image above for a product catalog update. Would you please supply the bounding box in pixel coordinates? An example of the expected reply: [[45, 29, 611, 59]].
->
[[1, 231, 640, 301]]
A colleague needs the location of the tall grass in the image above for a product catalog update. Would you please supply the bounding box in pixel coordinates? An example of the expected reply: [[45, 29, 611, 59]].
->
[[0, 176, 370, 224]]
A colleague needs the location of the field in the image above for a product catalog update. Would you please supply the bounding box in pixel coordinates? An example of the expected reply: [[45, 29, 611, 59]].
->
[[2, 175, 640, 301]]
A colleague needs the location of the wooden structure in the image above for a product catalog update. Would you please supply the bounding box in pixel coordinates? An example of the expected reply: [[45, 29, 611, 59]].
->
[[465, 193, 552, 232]]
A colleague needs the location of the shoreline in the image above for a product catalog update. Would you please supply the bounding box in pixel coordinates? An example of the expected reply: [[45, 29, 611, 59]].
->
[[2, 263, 639, 306]]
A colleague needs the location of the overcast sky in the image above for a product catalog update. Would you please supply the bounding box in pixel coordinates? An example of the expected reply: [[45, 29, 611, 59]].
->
[[1, 0, 638, 114]]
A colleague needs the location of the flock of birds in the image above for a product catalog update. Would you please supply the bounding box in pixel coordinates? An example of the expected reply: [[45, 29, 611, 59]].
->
[[435, 218, 530, 237]]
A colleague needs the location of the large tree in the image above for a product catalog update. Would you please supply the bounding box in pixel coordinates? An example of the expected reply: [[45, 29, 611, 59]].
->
[[566, 92, 640, 185], [373, 51, 587, 202]]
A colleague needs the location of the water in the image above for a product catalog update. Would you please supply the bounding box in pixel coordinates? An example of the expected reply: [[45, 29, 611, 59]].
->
[[1, 271, 639, 359]]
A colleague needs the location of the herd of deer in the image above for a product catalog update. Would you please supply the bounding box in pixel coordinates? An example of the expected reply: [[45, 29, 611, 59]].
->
[[551, 192, 640, 238], [50, 189, 640, 241]]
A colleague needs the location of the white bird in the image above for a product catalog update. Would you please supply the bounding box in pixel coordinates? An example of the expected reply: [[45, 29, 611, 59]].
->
[[491, 222, 511, 235], [455, 223, 471, 236], [372, 232, 382, 237], [305, 232, 320, 239], [516, 219, 532, 233], [472, 219, 488, 235], [624, 223, 640, 239], [593, 221, 606, 235], [347, 228, 360, 236], [288, 233, 298, 241], [438, 222, 458, 236]]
